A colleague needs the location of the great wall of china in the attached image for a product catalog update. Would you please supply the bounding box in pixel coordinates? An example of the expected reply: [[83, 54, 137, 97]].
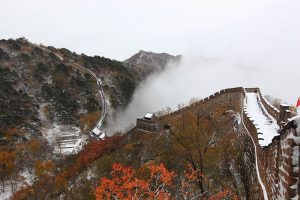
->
[[136, 87, 300, 199]]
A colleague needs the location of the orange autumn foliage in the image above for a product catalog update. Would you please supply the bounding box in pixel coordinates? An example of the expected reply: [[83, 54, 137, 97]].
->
[[4, 127, 18, 141], [79, 111, 100, 131], [65, 135, 124, 179], [34, 160, 54, 177], [0, 150, 16, 175], [95, 162, 240, 200], [180, 164, 239, 200], [183, 164, 205, 182], [95, 163, 175, 200], [29, 139, 40, 153], [180, 164, 207, 199], [206, 189, 240, 200], [10, 186, 35, 200], [55, 173, 68, 191]]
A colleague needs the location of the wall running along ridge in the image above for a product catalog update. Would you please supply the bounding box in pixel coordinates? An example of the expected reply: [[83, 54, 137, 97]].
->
[[136, 87, 299, 199]]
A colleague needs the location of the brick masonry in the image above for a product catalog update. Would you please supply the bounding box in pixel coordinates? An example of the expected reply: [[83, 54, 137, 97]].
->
[[135, 87, 299, 199]]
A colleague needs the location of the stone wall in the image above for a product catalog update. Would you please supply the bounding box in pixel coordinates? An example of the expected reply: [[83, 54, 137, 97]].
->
[[158, 87, 245, 121], [243, 89, 299, 199], [136, 118, 157, 133], [262, 119, 299, 199], [135, 87, 299, 199], [157, 87, 263, 198], [257, 88, 280, 121]]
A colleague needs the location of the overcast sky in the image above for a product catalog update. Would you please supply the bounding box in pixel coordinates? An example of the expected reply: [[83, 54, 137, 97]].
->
[[1, 0, 299, 105]]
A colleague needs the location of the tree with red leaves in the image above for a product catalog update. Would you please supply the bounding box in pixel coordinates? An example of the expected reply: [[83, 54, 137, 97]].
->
[[64, 134, 125, 179], [0, 150, 15, 191], [95, 162, 175, 200], [180, 164, 239, 200]]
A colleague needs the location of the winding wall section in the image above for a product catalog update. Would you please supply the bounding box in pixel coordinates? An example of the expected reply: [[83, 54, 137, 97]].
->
[[154, 87, 299, 199], [37, 44, 108, 136]]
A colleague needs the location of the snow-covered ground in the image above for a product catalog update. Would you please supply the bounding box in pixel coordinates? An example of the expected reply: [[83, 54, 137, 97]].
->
[[0, 186, 13, 200], [55, 134, 87, 155], [35, 48, 107, 155], [0, 169, 34, 200], [43, 124, 87, 155], [245, 92, 280, 146], [73, 63, 107, 133]]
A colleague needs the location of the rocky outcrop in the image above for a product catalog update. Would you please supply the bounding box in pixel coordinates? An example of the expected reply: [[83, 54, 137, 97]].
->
[[123, 50, 181, 79], [0, 38, 101, 142]]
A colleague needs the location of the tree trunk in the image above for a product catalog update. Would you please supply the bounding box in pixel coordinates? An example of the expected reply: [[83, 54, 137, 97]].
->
[[199, 153, 204, 194], [182, 113, 185, 130], [2, 178, 4, 192], [10, 179, 14, 192]]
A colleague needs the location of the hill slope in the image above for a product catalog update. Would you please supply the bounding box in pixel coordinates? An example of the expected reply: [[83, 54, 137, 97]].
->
[[0, 38, 182, 199], [123, 50, 181, 79], [0, 38, 101, 142]]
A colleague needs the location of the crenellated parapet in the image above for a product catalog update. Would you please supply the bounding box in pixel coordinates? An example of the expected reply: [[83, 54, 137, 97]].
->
[[136, 113, 158, 133], [158, 87, 245, 121], [135, 87, 299, 199], [261, 116, 300, 199], [242, 88, 299, 199], [235, 87, 298, 199], [257, 88, 280, 122]]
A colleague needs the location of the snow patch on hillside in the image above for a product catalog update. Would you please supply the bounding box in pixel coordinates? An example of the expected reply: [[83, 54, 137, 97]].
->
[[0, 169, 34, 200], [42, 124, 87, 155]]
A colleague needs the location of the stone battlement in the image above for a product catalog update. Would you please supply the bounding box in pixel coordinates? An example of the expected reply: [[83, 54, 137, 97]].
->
[[135, 87, 299, 199]]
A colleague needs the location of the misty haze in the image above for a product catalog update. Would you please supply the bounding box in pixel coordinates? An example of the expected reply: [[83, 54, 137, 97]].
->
[[109, 53, 298, 133]]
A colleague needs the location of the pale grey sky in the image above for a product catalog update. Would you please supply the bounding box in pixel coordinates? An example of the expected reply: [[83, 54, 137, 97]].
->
[[1, 0, 299, 60], [1, 0, 299, 105]]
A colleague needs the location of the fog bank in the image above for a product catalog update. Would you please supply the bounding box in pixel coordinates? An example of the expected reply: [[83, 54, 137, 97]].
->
[[102, 0, 300, 133], [108, 52, 298, 134]]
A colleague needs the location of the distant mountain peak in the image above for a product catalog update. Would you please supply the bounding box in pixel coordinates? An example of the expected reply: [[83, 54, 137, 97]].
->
[[124, 50, 181, 79]]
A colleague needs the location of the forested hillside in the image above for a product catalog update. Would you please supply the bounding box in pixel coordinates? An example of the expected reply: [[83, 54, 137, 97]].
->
[[10, 88, 245, 199], [0, 38, 180, 199]]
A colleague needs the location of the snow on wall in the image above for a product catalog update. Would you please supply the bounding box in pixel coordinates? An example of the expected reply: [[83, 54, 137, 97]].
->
[[275, 126, 299, 199], [242, 117, 269, 200], [293, 115, 300, 133], [258, 89, 280, 119], [243, 90, 299, 199], [244, 92, 279, 146], [155, 87, 299, 199]]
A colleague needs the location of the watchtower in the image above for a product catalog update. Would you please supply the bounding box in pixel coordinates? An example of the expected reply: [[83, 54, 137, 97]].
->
[[136, 112, 158, 133]]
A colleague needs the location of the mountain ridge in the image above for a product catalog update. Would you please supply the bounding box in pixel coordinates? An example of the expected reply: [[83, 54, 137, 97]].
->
[[123, 49, 181, 79], [0, 37, 180, 151]]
